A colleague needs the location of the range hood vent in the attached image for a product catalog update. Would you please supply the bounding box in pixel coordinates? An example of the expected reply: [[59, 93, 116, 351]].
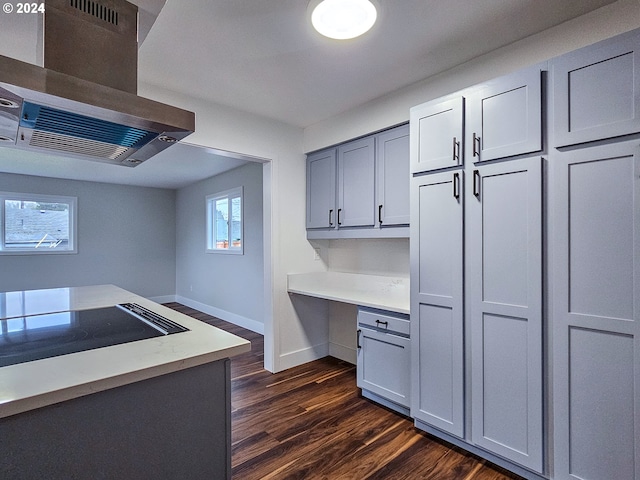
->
[[0, 0, 195, 167]]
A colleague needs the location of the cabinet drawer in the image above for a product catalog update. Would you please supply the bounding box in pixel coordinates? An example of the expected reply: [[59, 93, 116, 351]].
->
[[358, 308, 409, 336]]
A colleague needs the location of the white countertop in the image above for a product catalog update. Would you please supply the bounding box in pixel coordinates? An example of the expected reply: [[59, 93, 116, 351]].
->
[[0, 285, 250, 419], [287, 271, 410, 315]]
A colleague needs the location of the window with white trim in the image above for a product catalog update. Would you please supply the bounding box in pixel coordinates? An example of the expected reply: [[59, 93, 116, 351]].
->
[[206, 186, 243, 254], [0, 192, 77, 254]]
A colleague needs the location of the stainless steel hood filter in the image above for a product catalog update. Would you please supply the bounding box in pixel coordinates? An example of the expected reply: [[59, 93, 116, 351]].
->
[[0, 0, 194, 167]]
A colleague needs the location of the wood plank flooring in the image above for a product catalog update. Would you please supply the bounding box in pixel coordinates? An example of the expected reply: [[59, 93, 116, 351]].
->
[[165, 303, 524, 480]]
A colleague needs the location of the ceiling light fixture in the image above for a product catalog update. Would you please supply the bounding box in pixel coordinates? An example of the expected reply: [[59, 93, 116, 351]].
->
[[311, 0, 377, 40]]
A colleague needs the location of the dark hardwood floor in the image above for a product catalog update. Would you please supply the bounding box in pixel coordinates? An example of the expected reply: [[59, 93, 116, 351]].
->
[[165, 303, 524, 480]]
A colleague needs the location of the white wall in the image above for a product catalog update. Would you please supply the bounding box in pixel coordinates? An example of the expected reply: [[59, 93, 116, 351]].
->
[[0, 172, 176, 298], [174, 162, 264, 333]]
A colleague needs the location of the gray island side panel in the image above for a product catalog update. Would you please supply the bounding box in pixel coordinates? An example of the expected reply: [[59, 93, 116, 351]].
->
[[0, 359, 231, 480]]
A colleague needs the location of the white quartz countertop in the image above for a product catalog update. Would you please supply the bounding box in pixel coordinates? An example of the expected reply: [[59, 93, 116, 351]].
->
[[287, 271, 409, 314], [0, 285, 250, 419]]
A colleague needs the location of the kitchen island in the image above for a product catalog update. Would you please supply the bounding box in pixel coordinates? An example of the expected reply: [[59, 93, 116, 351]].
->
[[0, 284, 250, 480]]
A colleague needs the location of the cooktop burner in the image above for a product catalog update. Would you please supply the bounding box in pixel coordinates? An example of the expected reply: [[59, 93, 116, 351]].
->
[[0, 303, 189, 368]]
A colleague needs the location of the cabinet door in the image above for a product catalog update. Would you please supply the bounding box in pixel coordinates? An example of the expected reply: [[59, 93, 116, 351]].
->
[[410, 170, 464, 438], [410, 96, 464, 174], [466, 65, 543, 162], [376, 124, 410, 226], [357, 327, 410, 408], [337, 137, 375, 227], [467, 158, 543, 472], [552, 30, 640, 147], [306, 149, 336, 229], [552, 142, 640, 480]]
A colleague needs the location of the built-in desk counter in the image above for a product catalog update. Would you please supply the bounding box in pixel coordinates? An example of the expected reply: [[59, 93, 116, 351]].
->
[[287, 271, 409, 314]]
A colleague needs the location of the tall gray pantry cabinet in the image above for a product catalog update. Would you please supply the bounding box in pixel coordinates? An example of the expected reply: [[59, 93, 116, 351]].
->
[[410, 64, 545, 475], [410, 28, 640, 480], [549, 30, 640, 480]]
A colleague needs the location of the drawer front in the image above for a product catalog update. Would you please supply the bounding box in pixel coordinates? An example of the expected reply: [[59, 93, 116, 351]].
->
[[358, 308, 410, 336]]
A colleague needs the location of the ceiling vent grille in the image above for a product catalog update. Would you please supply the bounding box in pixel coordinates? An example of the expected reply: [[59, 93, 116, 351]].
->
[[69, 0, 118, 25], [21, 102, 158, 149], [29, 130, 131, 159], [18, 101, 160, 162]]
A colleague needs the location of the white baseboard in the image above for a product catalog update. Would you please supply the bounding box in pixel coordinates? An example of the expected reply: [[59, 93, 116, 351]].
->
[[148, 294, 177, 304], [174, 295, 265, 335], [277, 343, 330, 371], [329, 342, 356, 365]]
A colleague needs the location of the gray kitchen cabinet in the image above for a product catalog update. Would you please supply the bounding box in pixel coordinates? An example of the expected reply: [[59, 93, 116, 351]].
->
[[306, 148, 336, 229], [468, 157, 543, 472], [306, 125, 410, 238], [357, 308, 410, 414], [411, 66, 543, 175], [376, 124, 410, 226], [552, 141, 639, 480], [552, 29, 640, 147], [410, 170, 464, 438], [337, 136, 375, 227], [466, 65, 543, 163], [410, 96, 464, 174]]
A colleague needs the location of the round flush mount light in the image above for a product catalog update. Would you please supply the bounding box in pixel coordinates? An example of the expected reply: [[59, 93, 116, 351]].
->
[[311, 0, 377, 40]]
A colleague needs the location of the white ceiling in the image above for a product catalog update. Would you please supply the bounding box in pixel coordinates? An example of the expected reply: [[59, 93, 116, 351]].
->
[[0, 0, 621, 188], [138, 0, 619, 128]]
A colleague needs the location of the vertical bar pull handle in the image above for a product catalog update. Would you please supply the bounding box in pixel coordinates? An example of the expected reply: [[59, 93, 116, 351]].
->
[[473, 133, 481, 158], [453, 137, 460, 163], [378, 205, 383, 225], [337, 208, 342, 225], [453, 172, 460, 199], [329, 209, 334, 226], [473, 169, 480, 197], [357, 329, 362, 349]]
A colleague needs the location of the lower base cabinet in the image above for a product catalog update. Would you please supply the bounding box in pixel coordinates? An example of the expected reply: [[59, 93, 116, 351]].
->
[[357, 308, 410, 413]]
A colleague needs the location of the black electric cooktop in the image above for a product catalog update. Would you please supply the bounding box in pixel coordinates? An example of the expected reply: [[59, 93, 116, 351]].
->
[[0, 303, 189, 368]]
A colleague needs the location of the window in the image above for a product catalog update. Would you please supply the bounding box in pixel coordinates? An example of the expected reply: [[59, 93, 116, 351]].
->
[[0, 192, 77, 254], [206, 187, 243, 254]]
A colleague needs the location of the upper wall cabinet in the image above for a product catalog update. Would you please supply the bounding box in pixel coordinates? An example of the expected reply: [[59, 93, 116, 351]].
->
[[411, 66, 544, 174], [376, 124, 410, 226], [306, 149, 336, 229], [337, 136, 375, 228], [466, 65, 543, 163], [410, 97, 464, 174], [307, 124, 410, 239], [552, 29, 640, 147]]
